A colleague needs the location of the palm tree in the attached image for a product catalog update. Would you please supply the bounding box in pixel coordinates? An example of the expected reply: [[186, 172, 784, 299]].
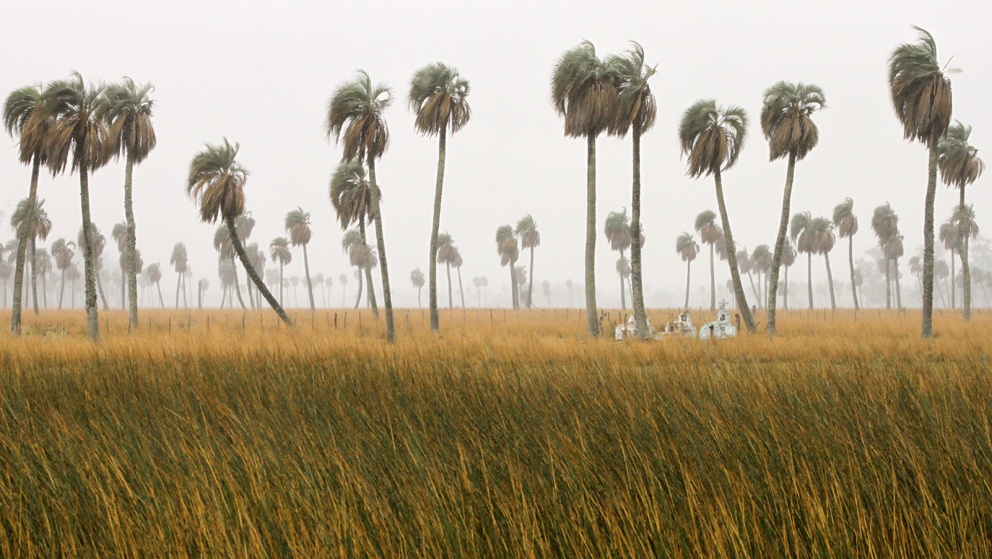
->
[[452, 249, 466, 309], [515, 215, 540, 309], [604, 209, 632, 311], [409, 63, 471, 331], [214, 225, 247, 310], [170, 242, 188, 308], [474, 276, 488, 307], [65, 264, 81, 309], [934, 259, 950, 307], [436, 232, 457, 309], [679, 100, 756, 332], [542, 280, 552, 307], [616, 255, 631, 309], [77, 223, 110, 311], [145, 262, 164, 308], [872, 203, 900, 309], [885, 234, 905, 310], [791, 211, 815, 309], [833, 198, 860, 309], [938, 121, 985, 320], [285, 207, 316, 312], [329, 160, 379, 314], [51, 238, 75, 310], [608, 42, 657, 337], [951, 205, 980, 311], [889, 26, 953, 337], [694, 210, 722, 311], [327, 70, 395, 341], [3, 84, 50, 332], [781, 239, 796, 310], [111, 221, 129, 309], [761, 81, 826, 333], [269, 237, 292, 306], [197, 278, 208, 310], [676, 232, 699, 310], [410, 267, 425, 308], [343, 229, 376, 309], [811, 217, 837, 311], [10, 197, 51, 314], [737, 247, 760, 305], [102, 77, 156, 328], [35, 248, 51, 308], [551, 41, 619, 337], [496, 225, 519, 309], [186, 138, 291, 325], [938, 218, 960, 309], [751, 244, 773, 308], [0, 261, 10, 306]]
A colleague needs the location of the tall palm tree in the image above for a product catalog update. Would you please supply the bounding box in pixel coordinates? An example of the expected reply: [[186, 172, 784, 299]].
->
[[790, 211, 815, 309], [951, 205, 980, 310], [52, 238, 75, 310], [679, 100, 756, 331], [872, 203, 899, 309], [608, 42, 657, 337], [761, 81, 826, 333], [186, 138, 291, 326], [146, 262, 164, 308], [329, 160, 379, 314], [170, 242, 188, 308], [285, 207, 316, 312], [436, 232, 457, 308], [810, 217, 837, 311], [616, 255, 631, 308], [889, 26, 953, 337], [409, 62, 471, 331], [269, 237, 292, 306], [676, 232, 699, 309], [34, 248, 51, 309], [3, 84, 50, 332], [410, 267, 425, 308], [694, 210, 722, 311], [515, 214, 540, 309], [327, 70, 395, 341], [551, 40, 619, 337], [102, 77, 156, 328], [884, 234, 905, 310], [111, 221, 129, 309], [833, 198, 859, 309], [342, 229, 376, 309], [604, 209, 632, 311], [10, 197, 51, 314], [451, 249, 465, 308], [37, 73, 112, 339], [496, 225, 519, 309], [938, 121, 985, 320]]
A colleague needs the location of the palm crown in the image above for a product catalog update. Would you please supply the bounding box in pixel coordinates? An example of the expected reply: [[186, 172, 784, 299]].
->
[[888, 26, 952, 146], [285, 207, 312, 247], [326, 71, 392, 163], [329, 160, 378, 230], [3, 84, 49, 165], [408, 62, 471, 136], [515, 214, 540, 249], [676, 232, 699, 262], [101, 77, 156, 164], [759, 81, 826, 161], [187, 138, 248, 223], [496, 225, 518, 266], [694, 210, 722, 245], [269, 237, 292, 266], [551, 41, 619, 138], [11, 198, 51, 241], [604, 209, 632, 252], [833, 198, 858, 238], [938, 121, 985, 189], [606, 42, 656, 137], [679, 100, 748, 178]]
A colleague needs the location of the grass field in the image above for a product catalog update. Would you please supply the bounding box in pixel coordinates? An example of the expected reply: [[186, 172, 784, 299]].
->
[[0, 307, 990, 557]]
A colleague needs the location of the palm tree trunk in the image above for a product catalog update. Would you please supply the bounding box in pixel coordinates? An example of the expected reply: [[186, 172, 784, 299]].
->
[[303, 243, 315, 312], [11, 156, 41, 333], [708, 243, 716, 312], [279, 262, 284, 305], [922, 140, 938, 337], [584, 132, 599, 336], [79, 167, 100, 341], [784, 265, 789, 310], [950, 249, 956, 309], [457, 267, 465, 308], [156, 281, 164, 308], [446, 261, 453, 308], [355, 268, 363, 309], [358, 219, 378, 317], [124, 158, 140, 328], [367, 159, 395, 341], [418, 285, 422, 308], [767, 152, 796, 334], [746, 269, 759, 307], [226, 216, 291, 326], [527, 245, 535, 309], [847, 234, 858, 309], [96, 270, 109, 310], [509, 259, 518, 309], [894, 258, 902, 310], [58, 269, 66, 310], [684, 259, 692, 310], [176, 271, 181, 308], [961, 188, 972, 320], [714, 169, 755, 332], [229, 257, 247, 310], [629, 125, 649, 336], [806, 253, 813, 310], [30, 237, 39, 315], [619, 248, 626, 312], [428, 128, 447, 331], [220, 284, 227, 309], [824, 253, 836, 311], [885, 259, 892, 309]]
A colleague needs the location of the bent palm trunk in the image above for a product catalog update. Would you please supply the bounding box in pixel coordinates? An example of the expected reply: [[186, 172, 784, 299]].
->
[[848, 235, 858, 310], [824, 253, 836, 311], [226, 216, 291, 326], [767, 152, 796, 335], [11, 156, 41, 333], [713, 169, 755, 332], [230, 256, 247, 310]]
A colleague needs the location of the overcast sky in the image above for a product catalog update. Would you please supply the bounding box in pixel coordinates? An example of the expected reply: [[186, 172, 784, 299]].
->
[[1, 0, 988, 310]]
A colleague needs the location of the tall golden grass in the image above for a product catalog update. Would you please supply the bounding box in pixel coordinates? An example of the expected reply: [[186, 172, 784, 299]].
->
[[0, 308, 989, 557]]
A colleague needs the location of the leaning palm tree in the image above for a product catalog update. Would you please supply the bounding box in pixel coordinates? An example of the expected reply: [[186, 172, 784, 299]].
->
[[515, 215, 540, 309], [436, 232, 457, 309], [608, 42, 657, 337], [269, 237, 292, 306], [326, 70, 395, 341], [285, 207, 316, 312], [678, 99, 755, 331], [790, 211, 815, 309], [186, 138, 291, 326], [761, 81, 826, 333], [170, 242, 188, 308], [329, 160, 379, 315], [409, 62, 471, 331], [604, 209, 632, 311], [410, 267, 425, 308], [551, 41, 619, 337], [36, 73, 112, 340], [833, 198, 860, 309], [810, 217, 837, 311], [10, 197, 52, 314], [872, 203, 900, 309], [694, 210, 722, 311], [3, 84, 49, 332], [102, 77, 156, 328], [889, 26, 953, 337], [938, 121, 985, 320], [496, 225, 519, 309], [676, 232, 699, 309]]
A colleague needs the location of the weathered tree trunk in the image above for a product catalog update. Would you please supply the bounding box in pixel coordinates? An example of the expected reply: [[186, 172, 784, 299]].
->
[[894, 257, 902, 310], [527, 245, 535, 309], [629, 125, 648, 336], [11, 156, 40, 333], [359, 218, 378, 316], [509, 257, 519, 309], [303, 243, 315, 312], [176, 270, 182, 308], [226, 216, 291, 326], [885, 259, 892, 309], [457, 266, 465, 308], [354, 268, 363, 309], [847, 234, 858, 309], [428, 128, 447, 331], [58, 269, 66, 310], [124, 158, 139, 328], [922, 140, 938, 337], [367, 159, 394, 341], [446, 261, 453, 308], [713, 169, 755, 332], [584, 132, 599, 336], [684, 259, 691, 310], [767, 151, 796, 334], [824, 253, 836, 311], [96, 270, 109, 310], [79, 166, 100, 341]]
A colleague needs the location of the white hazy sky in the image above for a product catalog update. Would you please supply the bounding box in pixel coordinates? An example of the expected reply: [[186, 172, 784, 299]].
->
[[1, 0, 988, 309]]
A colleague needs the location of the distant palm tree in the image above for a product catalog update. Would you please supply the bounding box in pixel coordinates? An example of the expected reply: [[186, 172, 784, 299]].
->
[[872, 203, 900, 309], [737, 247, 759, 306], [751, 244, 772, 308], [694, 210, 722, 311], [781, 239, 796, 310], [111, 221, 129, 309], [436, 232, 457, 308], [170, 242, 188, 308], [542, 280, 552, 307], [186, 138, 291, 325], [77, 224, 110, 311], [515, 214, 540, 309], [409, 62, 471, 331], [342, 229, 376, 309], [496, 225, 519, 309], [678, 99, 755, 332], [883, 234, 904, 310], [35, 248, 51, 308], [246, 242, 266, 309], [102, 77, 156, 328], [791, 212, 815, 309], [290, 276, 300, 307], [410, 267, 425, 308], [938, 121, 985, 320], [0, 261, 10, 306], [329, 160, 379, 314], [676, 232, 699, 310], [616, 255, 631, 308], [327, 70, 396, 341], [338, 273, 347, 307], [51, 238, 75, 309], [934, 259, 950, 307], [10, 197, 51, 314], [608, 42, 657, 337], [604, 209, 632, 311], [451, 249, 466, 308], [269, 237, 292, 306], [833, 198, 859, 309], [552, 40, 619, 337], [285, 207, 316, 312], [214, 225, 246, 310], [198, 278, 208, 310], [313, 272, 325, 307], [761, 81, 826, 334], [145, 262, 164, 308], [889, 26, 953, 337], [473, 276, 489, 307], [810, 217, 837, 311]]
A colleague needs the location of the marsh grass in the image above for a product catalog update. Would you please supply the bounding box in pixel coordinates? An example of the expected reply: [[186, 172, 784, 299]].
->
[[0, 308, 990, 557]]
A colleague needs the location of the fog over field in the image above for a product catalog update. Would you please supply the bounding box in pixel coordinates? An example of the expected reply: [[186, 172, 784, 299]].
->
[[1, 0, 989, 310]]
